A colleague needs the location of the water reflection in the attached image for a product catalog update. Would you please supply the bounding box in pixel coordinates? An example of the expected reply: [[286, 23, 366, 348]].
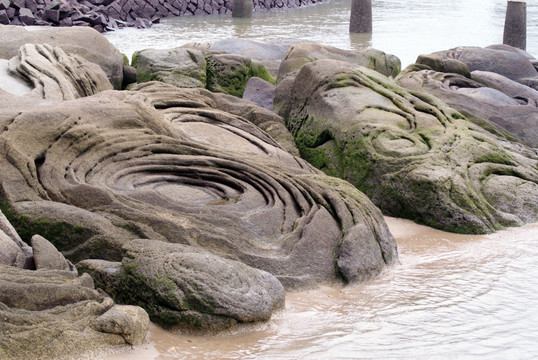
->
[[232, 18, 253, 37], [349, 31, 372, 49]]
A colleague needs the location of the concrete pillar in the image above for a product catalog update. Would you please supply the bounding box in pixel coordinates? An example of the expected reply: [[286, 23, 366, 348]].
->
[[503, 0, 526, 50], [232, 0, 253, 18], [349, 0, 372, 33]]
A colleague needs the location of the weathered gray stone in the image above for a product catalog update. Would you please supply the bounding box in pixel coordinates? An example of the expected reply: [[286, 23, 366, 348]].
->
[[275, 59, 538, 233], [0, 264, 149, 360], [122, 64, 137, 88], [118, 239, 285, 329], [396, 62, 538, 148], [276, 42, 401, 84], [44, 8, 60, 22], [0, 81, 397, 290], [0, 10, 8, 25], [242, 76, 275, 110], [18, 7, 35, 25], [8, 43, 113, 100], [31, 234, 76, 272], [416, 54, 471, 78], [208, 38, 291, 76], [206, 53, 275, 97], [0, 25, 124, 89], [134, 47, 207, 88], [430, 45, 537, 82], [94, 305, 149, 345], [0, 0, 10, 11]]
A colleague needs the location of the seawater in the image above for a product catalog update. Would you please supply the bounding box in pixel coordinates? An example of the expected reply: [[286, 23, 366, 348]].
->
[[109, 218, 538, 360], [104, 0, 538, 67], [104, 1, 538, 358]]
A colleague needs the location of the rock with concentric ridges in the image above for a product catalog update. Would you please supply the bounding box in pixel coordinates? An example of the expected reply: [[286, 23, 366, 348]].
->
[[8, 43, 113, 100], [275, 59, 538, 234], [0, 81, 397, 291]]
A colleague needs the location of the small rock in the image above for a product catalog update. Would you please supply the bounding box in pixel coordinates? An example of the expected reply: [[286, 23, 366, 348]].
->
[[31, 234, 76, 272], [18, 7, 35, 25], [0, 9, 9, 24], [0, 0, 10, 10], [11, 0, 26, 9], [45, 9, 59, 22], [94, 305, 149, 345], [242, 76, 275, 110]]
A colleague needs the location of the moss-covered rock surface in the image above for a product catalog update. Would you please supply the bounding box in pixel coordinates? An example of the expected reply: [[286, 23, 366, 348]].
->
[[79, 239, 285, 331], [133, 47, 274, 97], [275, 59, 538, 234]]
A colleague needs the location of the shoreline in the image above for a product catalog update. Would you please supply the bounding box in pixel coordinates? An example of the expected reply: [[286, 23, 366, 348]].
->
[[106, 217, 538, 360]]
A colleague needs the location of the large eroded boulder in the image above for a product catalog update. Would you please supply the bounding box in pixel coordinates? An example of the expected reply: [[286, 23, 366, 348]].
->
[[207, 38, 292, 76], [0, 25, 124, 89], [275, 59, 538, 233], [205, 53, 274, 97], [0, 81, 397, 292], [276, 42, 401, 83], [79, 239, 285, 331], [134, 47, 207, 88], [133, 46, 274, 97]]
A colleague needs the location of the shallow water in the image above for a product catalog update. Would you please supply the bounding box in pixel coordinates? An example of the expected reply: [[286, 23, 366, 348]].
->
[[104, 0, 538, 67], [109, 218, 538, 360]]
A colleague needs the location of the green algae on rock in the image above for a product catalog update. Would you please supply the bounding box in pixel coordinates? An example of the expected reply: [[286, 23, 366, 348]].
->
[[275, 59, 538, 234], [79, 239, 285, 331], [132, 47, 274, 97]]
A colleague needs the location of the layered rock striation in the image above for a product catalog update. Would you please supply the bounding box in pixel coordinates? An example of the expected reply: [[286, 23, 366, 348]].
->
[[397, 45, 538, 148], [275, 48, 537, 234], [0, 210, 150, 360], [0, 56, 398, 330], [0, 81, 397, 287], [0, 25, 125, 89]]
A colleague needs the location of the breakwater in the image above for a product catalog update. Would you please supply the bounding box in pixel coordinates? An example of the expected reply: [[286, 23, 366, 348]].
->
[[0, 0, 324, 32]]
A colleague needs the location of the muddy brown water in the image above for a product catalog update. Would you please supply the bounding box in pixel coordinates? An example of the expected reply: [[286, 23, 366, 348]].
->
[[107, 217, 538, 359]]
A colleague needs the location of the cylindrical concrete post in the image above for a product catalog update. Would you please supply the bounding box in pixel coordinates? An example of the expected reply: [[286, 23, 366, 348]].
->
[[232, 0, 253, 18], [503, 0, 526, 50], [349, 0, 372, 33]]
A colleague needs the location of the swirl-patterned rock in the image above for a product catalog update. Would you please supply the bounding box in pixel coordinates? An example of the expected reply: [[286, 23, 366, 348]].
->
[[275, 59, 538, 233], [8, 43, 113, 100], [0, 82, 397, 293]]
